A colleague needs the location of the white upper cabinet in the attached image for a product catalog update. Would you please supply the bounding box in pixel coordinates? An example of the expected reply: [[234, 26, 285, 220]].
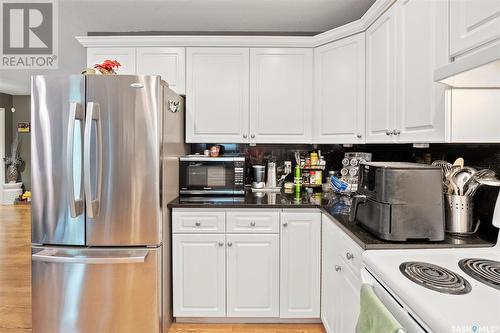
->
[[280, 211, 321, 319], [366, 6, 396, 143], [186, 48, 250, 143], [450, 0, 500, 57], [86, 47, 136, 74], [394, 0, 448, 143], [366, 0, 448, 143], [249, 48, 313, 143], [314, 34, 365, 144], [226, 234, 279, 317], [136, 47, 186, 94]]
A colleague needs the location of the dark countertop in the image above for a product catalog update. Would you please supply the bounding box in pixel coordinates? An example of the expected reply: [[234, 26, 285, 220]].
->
[[168, 190, 497, 250]]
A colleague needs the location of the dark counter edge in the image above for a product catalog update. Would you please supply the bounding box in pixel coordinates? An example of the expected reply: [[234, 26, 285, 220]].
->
[[167, 197, 496, 251]]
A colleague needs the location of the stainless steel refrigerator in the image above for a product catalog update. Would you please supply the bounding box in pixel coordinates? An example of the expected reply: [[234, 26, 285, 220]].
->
[[31, 75, 187, 333]]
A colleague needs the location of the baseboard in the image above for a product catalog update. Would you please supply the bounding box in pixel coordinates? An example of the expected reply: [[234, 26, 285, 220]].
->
[[175, 317, 322, 324]]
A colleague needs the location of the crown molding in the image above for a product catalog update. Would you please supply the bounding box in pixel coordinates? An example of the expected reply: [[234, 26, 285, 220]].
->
[[76, 0, 396, 49]]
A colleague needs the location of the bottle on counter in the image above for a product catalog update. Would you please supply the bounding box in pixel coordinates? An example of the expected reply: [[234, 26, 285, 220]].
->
[[310, 151, 319, 166], [294, 165, 302, 193]]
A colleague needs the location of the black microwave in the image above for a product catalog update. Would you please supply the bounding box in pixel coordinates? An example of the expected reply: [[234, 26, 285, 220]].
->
[[179, 155, 246, 195]]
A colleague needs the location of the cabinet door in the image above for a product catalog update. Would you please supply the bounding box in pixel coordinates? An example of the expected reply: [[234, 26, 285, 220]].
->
[[226, 234, 279, 317], [186, 48, 249, 143], [337, 262, 361, 333], [280, 211, 321, 318], [314, 34, 365, 143], [137, 47, 186, 94], [450, 0, 500, 57], [249, 48, 313, 143], [394, 0, 448, 143], [321, 218, 337, 333], [366, 7, 396, 143], [86, 48, 136, 74], [173, 234, 226, 317]]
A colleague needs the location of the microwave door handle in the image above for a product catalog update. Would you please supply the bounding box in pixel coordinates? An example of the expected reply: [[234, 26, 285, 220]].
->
[[349, 194, 366, 222], [67, 102, 85, 218], [84, 102, 103, 218], [32, 249, 148, 264]]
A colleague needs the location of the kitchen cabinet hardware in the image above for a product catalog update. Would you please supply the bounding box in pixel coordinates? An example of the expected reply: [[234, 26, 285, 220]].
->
[[283, 222, 288, 227], [243, 134, 248, 139], [218, 242, 224, 247], [385, 130, 392, 136], [250, 134, 255, 138], [346, 252, 354, 260], [356, 133, 362, 138], [195, 222, 201, 227], [393, 129, 401, 136], [250, 221, 256, 227], [227, 242, 233, 247], [335, 265, 342, 272]]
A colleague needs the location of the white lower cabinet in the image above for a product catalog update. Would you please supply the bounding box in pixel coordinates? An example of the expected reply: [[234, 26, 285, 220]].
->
[[280, 211, 321, 318], [172, 208, 322, 320], [321, 215, 363, 333], [226, 234, 280, 317], [173, 234, 226, 317]]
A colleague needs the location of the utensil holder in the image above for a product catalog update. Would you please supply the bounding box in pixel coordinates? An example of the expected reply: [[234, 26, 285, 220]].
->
[[444, 194, 479, 235]]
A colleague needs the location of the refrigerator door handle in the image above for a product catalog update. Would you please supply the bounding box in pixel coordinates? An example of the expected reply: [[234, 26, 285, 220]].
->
[[32, 249, 149, 264], [84, 102, 103, 218], [67, 102, 85, 218]]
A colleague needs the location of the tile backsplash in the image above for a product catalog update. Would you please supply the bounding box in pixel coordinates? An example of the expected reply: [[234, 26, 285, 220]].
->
[[191, 143, 500, 241]]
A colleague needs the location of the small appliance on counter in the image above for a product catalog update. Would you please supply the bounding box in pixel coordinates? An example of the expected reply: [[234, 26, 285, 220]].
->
[[179, 155, 245, 195], [349, 162, 445, 241], [252, 165, 266, 189]]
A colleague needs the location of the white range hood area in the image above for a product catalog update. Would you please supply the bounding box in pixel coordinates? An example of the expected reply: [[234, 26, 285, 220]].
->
[[434, 43, 500, 88]]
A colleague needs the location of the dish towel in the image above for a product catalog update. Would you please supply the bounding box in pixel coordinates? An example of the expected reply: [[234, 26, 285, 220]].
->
[[356, 283, 406, 333]]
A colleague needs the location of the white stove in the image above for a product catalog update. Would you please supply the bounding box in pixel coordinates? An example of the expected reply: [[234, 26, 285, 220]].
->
[[362, 194, 500, 333]]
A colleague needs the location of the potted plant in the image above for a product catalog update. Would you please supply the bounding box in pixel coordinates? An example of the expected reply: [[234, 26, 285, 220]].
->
[[4, 134, 23, 183]]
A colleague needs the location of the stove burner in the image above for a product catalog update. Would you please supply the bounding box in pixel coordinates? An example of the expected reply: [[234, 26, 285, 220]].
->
[[400, 262, 471, 295], [459, 258, 500, 291]]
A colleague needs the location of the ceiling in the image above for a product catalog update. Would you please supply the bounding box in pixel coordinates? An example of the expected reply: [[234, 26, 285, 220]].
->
[[68, 0, 375, 33], [0, 0, 375, 95]]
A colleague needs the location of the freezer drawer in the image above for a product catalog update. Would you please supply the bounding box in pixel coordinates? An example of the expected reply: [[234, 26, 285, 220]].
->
[[32, 246, 161, 333]]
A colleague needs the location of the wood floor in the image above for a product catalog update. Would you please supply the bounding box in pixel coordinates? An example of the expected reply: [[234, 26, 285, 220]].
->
[[0, 205, 324, 333], [0, 205, 31, 333]]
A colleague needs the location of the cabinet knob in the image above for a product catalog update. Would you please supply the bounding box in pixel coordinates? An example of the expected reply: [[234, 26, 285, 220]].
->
[[250, 134, 255, 139], [243, 134, 248, 139], [346, 252, 354, 260], [218, 242, 224, 247], [195, 222, 201, 227], [283, 222, 288, 227], [393, 129, 401, 136], [227, 242, 233, 247], [385, 130, 392, 136], [356, 133, 362, 139], [250, 221, 256, 227], [335, 265, 342, 272]]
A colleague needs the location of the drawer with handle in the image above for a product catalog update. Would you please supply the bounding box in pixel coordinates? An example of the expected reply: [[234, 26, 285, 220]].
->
[[226, 209, 280, 233], [172, 210, 225, 233], [336, 229, 363, 275]]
